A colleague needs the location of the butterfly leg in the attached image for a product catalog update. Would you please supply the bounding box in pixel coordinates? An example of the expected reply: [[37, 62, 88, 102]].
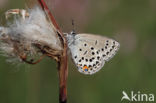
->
[[5, 9, 29, 20]]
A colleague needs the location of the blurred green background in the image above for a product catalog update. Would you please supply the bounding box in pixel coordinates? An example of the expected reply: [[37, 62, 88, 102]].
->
[[0, 0, 156, 103]]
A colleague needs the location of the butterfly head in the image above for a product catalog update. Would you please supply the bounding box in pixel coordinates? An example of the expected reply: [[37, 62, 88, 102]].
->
[[70, 30, 76, 35]]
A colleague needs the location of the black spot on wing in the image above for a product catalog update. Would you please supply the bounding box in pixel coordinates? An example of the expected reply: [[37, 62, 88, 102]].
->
[[89, 59, 92, 62], [82, 57, 84, 60], [106, 52, 109, 55], [83, 51, 87, 55], [97, 56, 100, 60], [95, 40, 97, 45], [85, 59, 88, 62], [101, 48, 104, 51], [93, 64, 96, 67], [91, 47, 94, 50], [84, 43, 87, 46], [92, 52, 95, 55], [110, 49, 112, 52], [74, 56, 77, 59]]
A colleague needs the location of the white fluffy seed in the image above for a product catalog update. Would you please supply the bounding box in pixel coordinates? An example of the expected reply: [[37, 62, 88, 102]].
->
[[0, 6, 63, 63]]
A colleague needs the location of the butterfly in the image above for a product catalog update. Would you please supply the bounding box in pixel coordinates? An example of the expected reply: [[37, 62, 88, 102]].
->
[[67, 32, 120, 75]]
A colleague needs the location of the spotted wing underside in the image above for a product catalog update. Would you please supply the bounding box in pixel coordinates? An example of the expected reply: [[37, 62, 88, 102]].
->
[[69, 33, 120, 75]]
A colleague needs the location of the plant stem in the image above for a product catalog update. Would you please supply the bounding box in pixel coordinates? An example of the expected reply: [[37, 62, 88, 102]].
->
[[58, 49, 68, 103], [38, 0, 68, 103]]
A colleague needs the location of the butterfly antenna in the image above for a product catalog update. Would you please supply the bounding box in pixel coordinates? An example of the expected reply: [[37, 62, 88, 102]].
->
[[71, 19, 76, 34]]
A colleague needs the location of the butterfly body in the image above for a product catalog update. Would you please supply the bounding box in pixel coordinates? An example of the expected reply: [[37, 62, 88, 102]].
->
[[67, 33, 120, 75]]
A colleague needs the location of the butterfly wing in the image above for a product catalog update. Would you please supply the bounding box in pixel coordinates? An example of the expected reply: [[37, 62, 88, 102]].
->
[[68, 33, 120, 75]]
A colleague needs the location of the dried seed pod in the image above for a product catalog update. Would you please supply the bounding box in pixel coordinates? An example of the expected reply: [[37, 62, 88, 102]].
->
[[0, 7, 63, 63]]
